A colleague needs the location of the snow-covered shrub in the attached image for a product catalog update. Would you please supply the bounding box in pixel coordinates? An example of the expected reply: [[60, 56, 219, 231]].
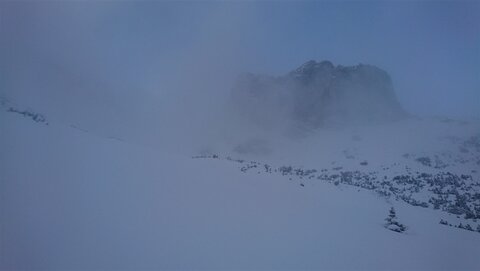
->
[[385, 207, 407, 233]]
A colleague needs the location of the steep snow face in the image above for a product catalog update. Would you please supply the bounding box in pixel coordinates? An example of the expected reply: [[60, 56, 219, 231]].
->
[[1, 101, 480, 270], [232, 60, 406, 129]]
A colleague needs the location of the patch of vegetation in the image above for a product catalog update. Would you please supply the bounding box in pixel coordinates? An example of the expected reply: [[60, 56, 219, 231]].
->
[[384, 207, 407, 233]]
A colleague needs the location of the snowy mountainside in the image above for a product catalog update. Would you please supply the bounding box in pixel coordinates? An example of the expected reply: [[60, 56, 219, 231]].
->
[[205, 116, 480, 232], [1, 103, 480, 269]]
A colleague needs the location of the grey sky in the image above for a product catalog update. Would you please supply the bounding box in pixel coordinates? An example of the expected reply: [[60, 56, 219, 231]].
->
[[1, 1, 479, 125]]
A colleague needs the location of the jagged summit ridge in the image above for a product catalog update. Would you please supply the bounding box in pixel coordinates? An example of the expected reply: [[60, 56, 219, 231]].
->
[[290, 60, 335, 77], [232, 60, 406, 129]]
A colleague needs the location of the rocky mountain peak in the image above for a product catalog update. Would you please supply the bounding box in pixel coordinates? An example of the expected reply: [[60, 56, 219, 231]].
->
[[232, 60, 407, 129]]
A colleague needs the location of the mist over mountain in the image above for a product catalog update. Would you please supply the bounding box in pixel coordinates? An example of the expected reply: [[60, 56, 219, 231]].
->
[[232, 60, 406, 130], [2, 2, 480, 270]]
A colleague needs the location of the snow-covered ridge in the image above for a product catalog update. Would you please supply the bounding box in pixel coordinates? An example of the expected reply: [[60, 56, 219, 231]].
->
[[1, 98, 48, 125]]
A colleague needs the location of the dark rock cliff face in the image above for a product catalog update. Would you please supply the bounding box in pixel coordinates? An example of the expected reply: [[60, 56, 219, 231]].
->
[[232, 60, 406, 128]]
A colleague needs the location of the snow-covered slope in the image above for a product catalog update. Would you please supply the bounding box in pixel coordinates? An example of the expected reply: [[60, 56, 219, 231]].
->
[[1, 105, 480, 270]]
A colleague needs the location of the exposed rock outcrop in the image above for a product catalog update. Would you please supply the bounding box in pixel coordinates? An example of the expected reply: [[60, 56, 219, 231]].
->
[[232, 60, 406, 128]]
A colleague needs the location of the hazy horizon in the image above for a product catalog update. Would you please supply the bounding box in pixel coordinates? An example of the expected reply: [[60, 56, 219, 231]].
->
[[2, 2, 480, 270], [1, 1, 479, 125]]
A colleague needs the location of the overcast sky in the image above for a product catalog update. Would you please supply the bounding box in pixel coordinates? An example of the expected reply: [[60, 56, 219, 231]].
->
[[1, 1, 479, 128]]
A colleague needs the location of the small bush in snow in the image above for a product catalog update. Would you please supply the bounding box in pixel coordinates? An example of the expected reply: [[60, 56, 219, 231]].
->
[[385, 207, 407, 233]]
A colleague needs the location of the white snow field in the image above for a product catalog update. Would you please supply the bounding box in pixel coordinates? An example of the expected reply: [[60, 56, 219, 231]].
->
[[1, 108, 480, 270]]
